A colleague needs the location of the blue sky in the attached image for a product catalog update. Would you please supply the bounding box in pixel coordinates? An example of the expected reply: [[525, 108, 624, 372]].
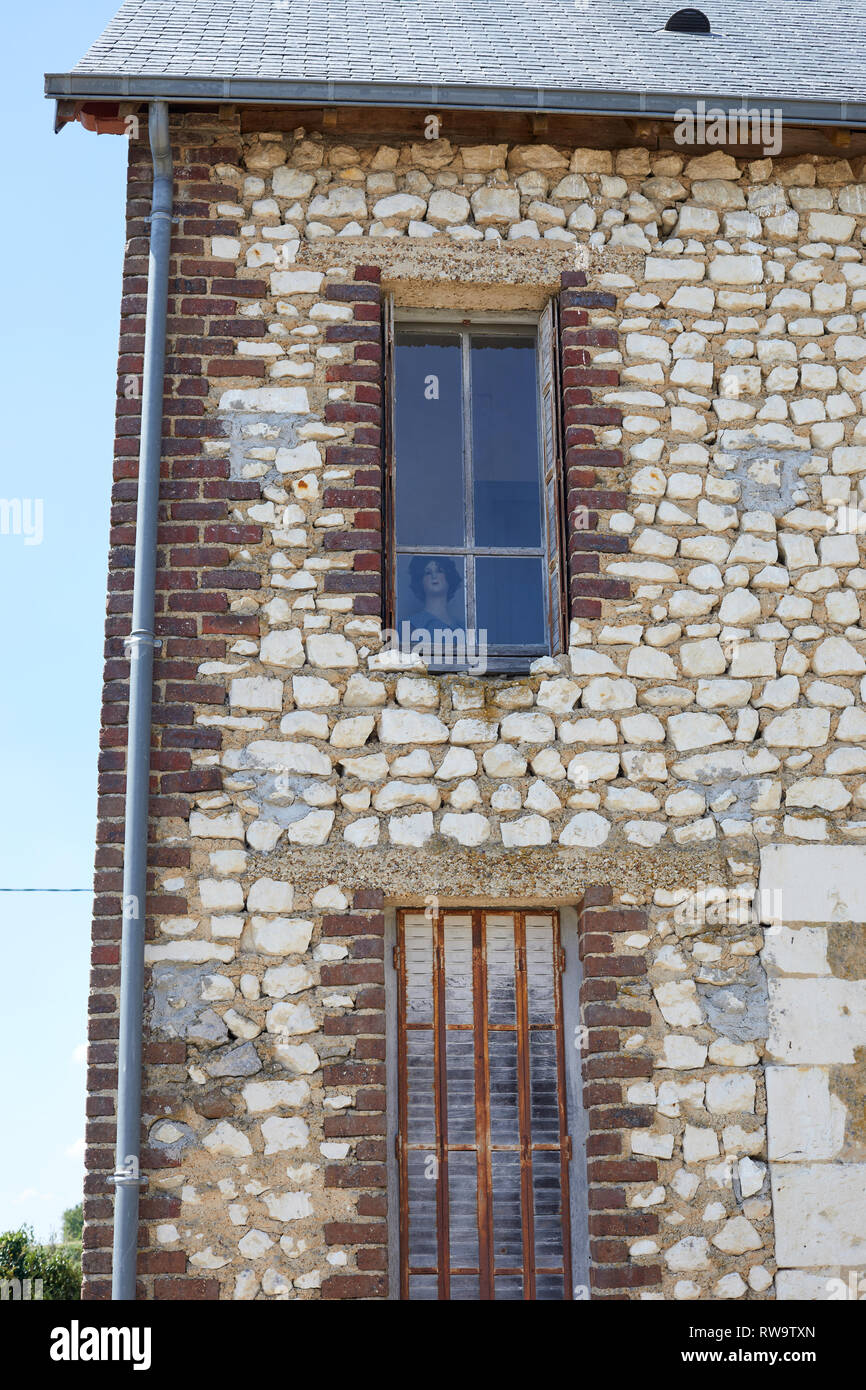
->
[[0, 1, 127, 1240]]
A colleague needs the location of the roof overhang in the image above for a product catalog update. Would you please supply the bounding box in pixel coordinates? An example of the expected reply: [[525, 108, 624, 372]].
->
[[44, 73, 866, 132]]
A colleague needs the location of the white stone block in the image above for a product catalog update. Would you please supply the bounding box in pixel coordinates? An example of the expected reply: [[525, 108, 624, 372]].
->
[[711, 1217, 762, 1254], [682, 1125, 719, 1164], [559, 812, 611, 847], [762, 926, 829, 976], [759, 844, 866, 922], [706, 1073, 756, 1114], [501, 814, 551, 847], [665, 1236, 710, 1271], [379, 710, 449, 745], [766, 1067, 846, 1161], [767, 977, 866, 1063], [245, 916, 313, 955], [203, 1122, 252, 1158], [772, 1164, 866, 1266], [260, 629, 305, 669]]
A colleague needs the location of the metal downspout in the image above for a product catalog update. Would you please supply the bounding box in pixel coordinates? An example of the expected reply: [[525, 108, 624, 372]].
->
[[110, 99, 172, 1301]]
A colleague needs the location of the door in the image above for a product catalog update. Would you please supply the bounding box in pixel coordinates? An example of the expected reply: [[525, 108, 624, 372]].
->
[[395, 908, 574, 1300]]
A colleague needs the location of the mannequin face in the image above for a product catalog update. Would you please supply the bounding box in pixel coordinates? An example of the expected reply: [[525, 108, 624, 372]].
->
[[421, 559, 449, 603]]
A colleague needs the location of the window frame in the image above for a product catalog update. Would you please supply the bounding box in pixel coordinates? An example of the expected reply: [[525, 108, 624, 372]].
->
[[383, 903, 590, 1302], [383, 302, 567, 674]]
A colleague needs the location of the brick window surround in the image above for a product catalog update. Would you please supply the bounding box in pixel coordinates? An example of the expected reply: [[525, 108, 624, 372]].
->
[[321, 266, 635, 635]]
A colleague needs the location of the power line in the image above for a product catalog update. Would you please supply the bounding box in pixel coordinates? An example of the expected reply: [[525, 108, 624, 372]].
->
[[0, 887, 91, 893]]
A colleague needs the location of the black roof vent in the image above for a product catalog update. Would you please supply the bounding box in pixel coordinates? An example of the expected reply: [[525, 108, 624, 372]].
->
[[665, 8, 712, 32]]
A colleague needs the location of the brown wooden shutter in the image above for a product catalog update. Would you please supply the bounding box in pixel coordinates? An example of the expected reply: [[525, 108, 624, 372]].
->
[[539, 295, 568, 655], [396, 908, 573, 1301], [382, 290, 397, 628]]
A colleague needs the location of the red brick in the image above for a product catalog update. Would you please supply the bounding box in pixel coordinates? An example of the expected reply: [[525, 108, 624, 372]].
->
[[321, 1274, 387, 1299], [324, 1222, 388, 1245], [325, 1164, 388, 1189], [153, 1278, 220, 1300], [590, 1212, 659, 1236], [591, 1265, 661, 1290]]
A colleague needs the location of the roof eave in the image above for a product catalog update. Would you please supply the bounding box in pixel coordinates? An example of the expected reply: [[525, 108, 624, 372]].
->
[[43, 73, 866, 130]]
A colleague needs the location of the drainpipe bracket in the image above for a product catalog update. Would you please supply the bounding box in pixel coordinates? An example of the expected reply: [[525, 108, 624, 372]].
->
[[123, 632, 163, 657], [108, 1155, 149, 1189], [108, 1172, 149, 1189], [143, 212, 180, 224]]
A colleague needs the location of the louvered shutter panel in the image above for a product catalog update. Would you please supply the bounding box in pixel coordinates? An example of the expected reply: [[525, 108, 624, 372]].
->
[[539, 296, 568, 654], [382, 290, 397, 627]]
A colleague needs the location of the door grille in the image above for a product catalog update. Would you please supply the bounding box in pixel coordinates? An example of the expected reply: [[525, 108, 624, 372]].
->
[[396, 908, 572, 1300]]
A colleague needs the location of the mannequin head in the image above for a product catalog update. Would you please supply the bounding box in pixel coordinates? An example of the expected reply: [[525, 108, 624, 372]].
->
[[408, 555, 462, 608]]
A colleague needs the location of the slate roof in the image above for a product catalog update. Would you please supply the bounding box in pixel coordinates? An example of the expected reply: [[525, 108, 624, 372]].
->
[[45, 0, 866, 117]]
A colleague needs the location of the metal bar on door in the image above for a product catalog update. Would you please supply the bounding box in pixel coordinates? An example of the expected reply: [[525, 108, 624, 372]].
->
[[432, 911, 451, 1300], [552, 913, 574, 1299], [514, 912, 537, 1300], [473, 910, 494, 1299], [395, 911, 410, 1300]]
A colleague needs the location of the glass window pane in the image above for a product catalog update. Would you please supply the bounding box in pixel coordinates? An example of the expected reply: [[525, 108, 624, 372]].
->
[[532, 1151, 565, 1273], [525, 917, 556, 1025], [535, 1273, 565, 1301], [488, 1031, 519, 1145], [405, 1031, 436, 1144], [486, 916, 516, 1026], [493, 1274, 524, 1300], [475, 556, 546, 648], [443, 917, 474, 1027], [395, 553, 467, 642], [448, 1153, 480, 1269], [471, 335, 541, 548], [408, 1274, 438, 1300], [450, 1274, 481, 1300], [529, 1031, 560, 1145], [445, 1031, 476, 1146], [403, 915, 433, 1023], [407, 1149, 439, 1269], [395, 333, 465, 547], [491, 1151, 523, 1268]]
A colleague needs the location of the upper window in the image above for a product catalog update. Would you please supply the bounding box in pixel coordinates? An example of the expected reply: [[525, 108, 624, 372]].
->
[[384, 306, 566, 673]]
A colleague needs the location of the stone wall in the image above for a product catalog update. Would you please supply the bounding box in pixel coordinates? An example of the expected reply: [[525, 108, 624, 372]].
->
[[84, 107, 866, 1301]]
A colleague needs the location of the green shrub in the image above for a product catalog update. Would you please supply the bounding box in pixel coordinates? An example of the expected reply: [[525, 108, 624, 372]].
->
[[62, 1204, 83, 1244], [0, 1226, 81, 1301]]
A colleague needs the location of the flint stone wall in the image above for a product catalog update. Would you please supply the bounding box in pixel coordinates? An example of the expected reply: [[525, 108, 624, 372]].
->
[[84, 110, 866, 1302]]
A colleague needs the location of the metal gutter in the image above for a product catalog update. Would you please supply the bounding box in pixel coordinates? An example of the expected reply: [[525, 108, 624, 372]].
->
[[44, 73, 866, 129], [109, 98, 172, 1302]]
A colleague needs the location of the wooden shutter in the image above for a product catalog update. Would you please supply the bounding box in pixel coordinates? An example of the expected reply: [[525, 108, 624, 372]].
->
[[382, 290, 397, 628], [539, 296, 568, 654], [396, 909, 573, 1301]]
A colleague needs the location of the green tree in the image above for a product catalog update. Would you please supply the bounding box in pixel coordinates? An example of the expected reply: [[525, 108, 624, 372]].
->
[[62, 1204, 83, 1243], [0, 1226, 81, 1301]]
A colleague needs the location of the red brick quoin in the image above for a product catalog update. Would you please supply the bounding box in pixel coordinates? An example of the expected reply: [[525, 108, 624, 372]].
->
[[559, 270, 632, 623], [86, 106, 260, 1302], [320, 887, 389, 1299], [321, 268, 385, 619], [578, 888, 662, 1299]]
